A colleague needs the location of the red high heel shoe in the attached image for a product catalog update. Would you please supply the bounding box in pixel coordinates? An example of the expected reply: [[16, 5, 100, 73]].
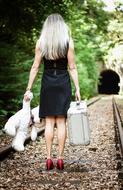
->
[[56, 159, 64, 170], [46, 159, 54, 170]]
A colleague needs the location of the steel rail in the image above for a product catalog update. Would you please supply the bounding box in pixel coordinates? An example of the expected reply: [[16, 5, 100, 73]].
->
[[113, 98, 123, 154], [112, 97, 123, 179]]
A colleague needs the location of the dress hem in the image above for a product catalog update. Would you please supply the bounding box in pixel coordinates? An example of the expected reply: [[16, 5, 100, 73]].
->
[[39, 113, 67, 119]]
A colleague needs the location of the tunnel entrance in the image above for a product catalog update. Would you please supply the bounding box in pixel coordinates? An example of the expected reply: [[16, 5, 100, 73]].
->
[[98, 69, 120, 94]]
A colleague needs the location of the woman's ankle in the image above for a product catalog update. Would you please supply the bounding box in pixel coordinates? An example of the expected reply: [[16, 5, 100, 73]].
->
[[47, 156, 52, 159], [58, 155, 63, 159]]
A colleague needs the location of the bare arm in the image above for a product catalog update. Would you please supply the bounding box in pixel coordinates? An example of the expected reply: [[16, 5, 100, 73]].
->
[[26, 40, 42, 91], [67, 39, 81, 101], [24, 40, 42, 101]]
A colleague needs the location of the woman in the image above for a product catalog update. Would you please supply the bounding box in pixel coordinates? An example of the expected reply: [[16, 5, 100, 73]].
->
[[24, 13, 80, 170]]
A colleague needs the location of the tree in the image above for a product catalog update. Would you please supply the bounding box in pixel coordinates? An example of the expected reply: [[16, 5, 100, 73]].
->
[[103, 1, 123, 94]]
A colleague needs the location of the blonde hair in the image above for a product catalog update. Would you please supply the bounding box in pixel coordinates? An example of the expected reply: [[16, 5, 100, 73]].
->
[[39, 13, 70, 60]]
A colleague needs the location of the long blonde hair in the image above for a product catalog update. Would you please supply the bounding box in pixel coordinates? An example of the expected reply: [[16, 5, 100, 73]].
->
[[39, 13, 70, 60]]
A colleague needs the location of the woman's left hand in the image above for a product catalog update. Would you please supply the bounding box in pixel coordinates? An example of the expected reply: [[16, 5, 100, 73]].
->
[[24, 90, 31, 101]]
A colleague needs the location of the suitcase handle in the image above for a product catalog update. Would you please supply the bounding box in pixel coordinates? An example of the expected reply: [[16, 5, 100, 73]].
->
[[76, 100, 87, 111], [76, 101, 80, 106]]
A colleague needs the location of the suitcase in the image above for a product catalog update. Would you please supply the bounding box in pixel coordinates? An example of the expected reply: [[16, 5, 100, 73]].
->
[[67, 100, 90, 145]]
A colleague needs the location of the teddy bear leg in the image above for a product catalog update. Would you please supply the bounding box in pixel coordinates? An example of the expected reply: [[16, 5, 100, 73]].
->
[[12, 129, 27, 151], [31, 126, 37, 141], [3, 120, 18, 137]]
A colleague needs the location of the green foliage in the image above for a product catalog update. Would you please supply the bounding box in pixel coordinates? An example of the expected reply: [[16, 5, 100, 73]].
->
[[102, 1, 123, 93], [0, 43, 33, 126], [0, 0, 113, 126], [63, 0, 107, 98]]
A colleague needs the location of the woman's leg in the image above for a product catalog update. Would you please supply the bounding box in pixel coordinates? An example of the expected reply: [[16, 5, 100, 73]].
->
[[45, 116, 55, 159], [56, 116, 67, 159]]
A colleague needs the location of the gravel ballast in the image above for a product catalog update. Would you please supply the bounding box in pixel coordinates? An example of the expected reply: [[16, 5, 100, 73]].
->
[[0, 96, 121, 190]]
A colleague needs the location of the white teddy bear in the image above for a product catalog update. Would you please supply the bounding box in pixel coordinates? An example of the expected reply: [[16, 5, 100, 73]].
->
[[3, 91, 39, 151]]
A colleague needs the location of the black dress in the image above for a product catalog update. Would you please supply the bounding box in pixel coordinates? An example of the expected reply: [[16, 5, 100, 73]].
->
[[39, 55, 72, 119]]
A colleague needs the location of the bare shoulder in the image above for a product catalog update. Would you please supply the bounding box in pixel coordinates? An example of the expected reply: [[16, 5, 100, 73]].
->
[[67, 38, 74, 56], [69, 37, 74, 50], [35, 39, 41, 50], [67, 37, 74, 58]]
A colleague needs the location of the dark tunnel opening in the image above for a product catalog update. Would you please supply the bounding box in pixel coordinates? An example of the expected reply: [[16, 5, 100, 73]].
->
[[98, 69, 120, 94]]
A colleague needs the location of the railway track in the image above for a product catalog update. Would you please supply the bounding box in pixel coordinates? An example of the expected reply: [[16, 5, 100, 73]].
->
[[0, 125, 45, 161], [112, 97, 123, 182], [1, 95, 123, 190], [0, 96, 101, 161]]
